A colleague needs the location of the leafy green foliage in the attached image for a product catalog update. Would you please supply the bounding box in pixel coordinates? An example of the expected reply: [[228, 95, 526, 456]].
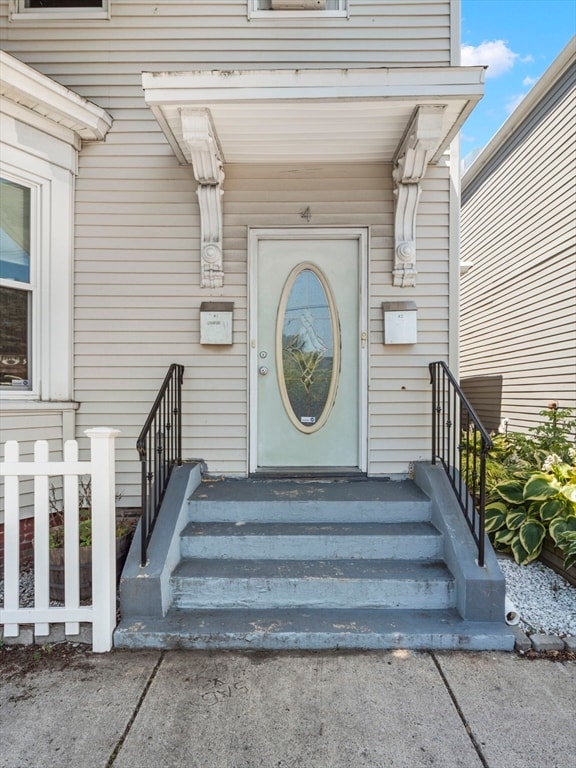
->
[[466, 406, 576, 569], [48, 478, 130, 549]]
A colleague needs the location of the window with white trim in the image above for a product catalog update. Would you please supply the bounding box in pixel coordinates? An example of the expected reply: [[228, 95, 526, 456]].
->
[[249, 1, 348, 18], [10, 0, 110, 21], [0, 178, 34, 392], [0, 153, 74, 402]]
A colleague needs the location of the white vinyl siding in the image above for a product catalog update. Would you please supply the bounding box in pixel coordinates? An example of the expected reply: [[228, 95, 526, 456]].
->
[[460, 56, 576, 434], [1, 1, 452, 69]]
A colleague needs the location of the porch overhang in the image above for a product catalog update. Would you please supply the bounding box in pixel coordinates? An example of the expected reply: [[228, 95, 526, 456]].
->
[[142, 66, 485, 287], [0, 51, 112, 147]]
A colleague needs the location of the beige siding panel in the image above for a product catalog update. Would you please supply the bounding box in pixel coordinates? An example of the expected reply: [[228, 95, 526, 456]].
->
[[1, 1, 451, 69], [0, 411, 65, 522], [461, 59, 576, 435], [369, 162, 451, 475]]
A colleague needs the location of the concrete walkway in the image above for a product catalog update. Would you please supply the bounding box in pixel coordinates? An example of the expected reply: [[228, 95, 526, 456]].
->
[[1, 648, 574, 768]]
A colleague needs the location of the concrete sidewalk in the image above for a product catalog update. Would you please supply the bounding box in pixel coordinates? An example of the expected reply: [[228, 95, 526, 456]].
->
[[1, 648, 574, 768]]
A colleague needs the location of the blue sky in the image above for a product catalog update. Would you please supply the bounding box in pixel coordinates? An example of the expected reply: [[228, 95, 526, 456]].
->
[[460, 0, 575, 168]]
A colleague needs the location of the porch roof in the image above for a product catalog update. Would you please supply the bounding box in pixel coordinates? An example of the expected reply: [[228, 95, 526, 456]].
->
[[142, 66, 486, 166], [0, 51, 112, 145]]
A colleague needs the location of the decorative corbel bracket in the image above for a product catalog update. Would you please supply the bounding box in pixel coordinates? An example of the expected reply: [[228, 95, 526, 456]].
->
[[181, 108, 225, 288], [392, 105, 446, 287]]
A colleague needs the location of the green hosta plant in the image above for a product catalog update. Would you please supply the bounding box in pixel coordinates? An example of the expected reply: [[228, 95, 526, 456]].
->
[[485, 459, 576, 566]]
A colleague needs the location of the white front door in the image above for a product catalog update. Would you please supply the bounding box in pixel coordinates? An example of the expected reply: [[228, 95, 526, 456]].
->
[[249, 230, 367, 472]]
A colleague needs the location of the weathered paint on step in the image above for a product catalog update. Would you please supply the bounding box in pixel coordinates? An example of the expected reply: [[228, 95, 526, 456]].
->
[[180, 521, 443, 560], [170, 558, 455, 610], [114, 607, 514, 651], [189, 479, 432, 523]]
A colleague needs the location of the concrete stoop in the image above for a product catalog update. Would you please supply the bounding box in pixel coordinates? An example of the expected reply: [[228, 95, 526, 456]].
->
[[114, 609, 512, 651], [114, 464, 514, 651]]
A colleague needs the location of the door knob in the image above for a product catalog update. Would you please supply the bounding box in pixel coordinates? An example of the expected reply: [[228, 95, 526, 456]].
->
[[259, 366, 269, 376]]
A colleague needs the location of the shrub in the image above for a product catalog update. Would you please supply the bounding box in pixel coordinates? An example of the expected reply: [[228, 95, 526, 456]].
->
[[481, 405, 576, 568], [48, 478, 130, 548]]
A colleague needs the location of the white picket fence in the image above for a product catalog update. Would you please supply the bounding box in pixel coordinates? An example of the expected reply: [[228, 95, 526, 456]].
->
[[1, 428, 121, 652]]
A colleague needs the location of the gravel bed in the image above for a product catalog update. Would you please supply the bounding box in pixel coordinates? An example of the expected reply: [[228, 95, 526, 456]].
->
[[497, 556, 576, 636], [0, 567, 64, 609], [2, 558, 575, 638]]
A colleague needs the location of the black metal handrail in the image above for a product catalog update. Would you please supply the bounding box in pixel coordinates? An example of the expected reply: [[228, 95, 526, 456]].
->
[[136, 364, 184, 566], [429, 361, 492, 567]]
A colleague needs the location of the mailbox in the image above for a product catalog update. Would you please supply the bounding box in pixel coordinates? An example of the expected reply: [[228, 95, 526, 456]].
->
[[382, 301, 417, 344], [200, 302, 234, 345]]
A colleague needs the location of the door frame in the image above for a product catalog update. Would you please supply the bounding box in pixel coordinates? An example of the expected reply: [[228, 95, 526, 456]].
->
[[248, 227, 369, 474]]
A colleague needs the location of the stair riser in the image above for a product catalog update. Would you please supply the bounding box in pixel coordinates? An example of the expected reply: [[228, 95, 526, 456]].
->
[[171, 577, 454, 610], [180, 535, 443, 561], [115, 629, 513, 652], [187, 500, 432, 524]]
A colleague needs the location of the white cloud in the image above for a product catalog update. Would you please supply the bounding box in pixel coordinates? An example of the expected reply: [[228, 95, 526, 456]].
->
[[461, 40, 519, 78], [523, 75, 539, 87]]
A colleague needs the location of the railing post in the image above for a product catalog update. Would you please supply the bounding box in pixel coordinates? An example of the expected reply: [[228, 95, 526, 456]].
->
[[177, 365, 183, 465], [140, 452, 148, 567], [430, 363, 437, 465], [85, 427, 121, 653], [478, 449, 487, 567]]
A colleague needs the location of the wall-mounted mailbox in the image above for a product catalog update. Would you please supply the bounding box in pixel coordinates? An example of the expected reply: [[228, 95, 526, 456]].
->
[[382, 301, 417, 344], [200, 302, 234, 345]]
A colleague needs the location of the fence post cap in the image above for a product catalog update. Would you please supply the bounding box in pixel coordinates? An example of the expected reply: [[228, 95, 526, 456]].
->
[[84, 427, 122, 438]]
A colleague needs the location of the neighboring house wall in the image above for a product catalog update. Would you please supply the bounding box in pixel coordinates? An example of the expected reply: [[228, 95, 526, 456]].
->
[[1, 1, 460, 506], [460, 38, 576, 434]]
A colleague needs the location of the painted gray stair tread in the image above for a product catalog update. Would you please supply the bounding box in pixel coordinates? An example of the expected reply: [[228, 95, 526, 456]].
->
[[190, 478, 429, 503], [171, 557, 452, 580], [181, 521, 441, 537]]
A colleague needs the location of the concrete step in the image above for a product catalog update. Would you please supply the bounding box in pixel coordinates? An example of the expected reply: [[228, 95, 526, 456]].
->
[[180, 521, 443, 560], [117, 467, 511, 651], [188, 478, 432, 524], [114, 607, 514, 651], [170, 558, 455, 610]]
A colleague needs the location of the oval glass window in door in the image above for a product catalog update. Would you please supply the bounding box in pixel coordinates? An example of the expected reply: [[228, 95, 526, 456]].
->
[[276, 263, 340, 433]]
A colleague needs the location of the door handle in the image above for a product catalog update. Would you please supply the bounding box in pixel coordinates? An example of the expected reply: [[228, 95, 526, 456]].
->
[[259, 366, 269, 376]]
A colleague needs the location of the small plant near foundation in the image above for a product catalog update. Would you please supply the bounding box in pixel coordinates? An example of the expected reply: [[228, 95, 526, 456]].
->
[[482, 405, 576, 568], [48, 478, 130, 548], [461, 404, 576, 567], [46, 479, 133, 601]]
